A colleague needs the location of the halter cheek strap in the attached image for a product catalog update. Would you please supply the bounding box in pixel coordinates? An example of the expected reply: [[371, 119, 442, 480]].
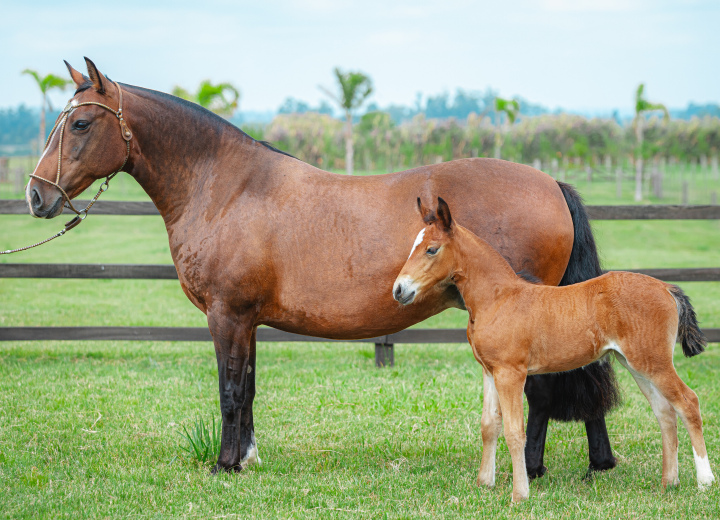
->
[[29, 80, 132, 216], [0, 82, 132, 255]]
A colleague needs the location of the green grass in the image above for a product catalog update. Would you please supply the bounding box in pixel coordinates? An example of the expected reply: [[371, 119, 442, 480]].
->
[[1, 170, 719, 518]]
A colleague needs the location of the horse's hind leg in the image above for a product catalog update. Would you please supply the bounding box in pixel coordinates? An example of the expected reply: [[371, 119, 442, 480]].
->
[[628, 372, 680, 488], [477, 370, 502, 488], [494, 367, 530, 502], [208, 308, 260, 473]]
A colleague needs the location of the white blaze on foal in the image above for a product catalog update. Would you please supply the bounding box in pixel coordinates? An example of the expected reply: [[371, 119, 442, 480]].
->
[[408, 228, 425, 259]]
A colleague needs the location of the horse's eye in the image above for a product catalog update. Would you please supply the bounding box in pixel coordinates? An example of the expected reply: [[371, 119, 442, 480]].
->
[[427, 247, 439, 256], [72, 120, 90, 131]]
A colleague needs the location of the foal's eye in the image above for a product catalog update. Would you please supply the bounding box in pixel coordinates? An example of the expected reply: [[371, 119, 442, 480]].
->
[[72, 120, 90, 131], [426, 247, 439, 256]]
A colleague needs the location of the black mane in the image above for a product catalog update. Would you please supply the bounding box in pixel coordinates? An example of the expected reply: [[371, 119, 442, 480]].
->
[[78, 81, 295, 160]]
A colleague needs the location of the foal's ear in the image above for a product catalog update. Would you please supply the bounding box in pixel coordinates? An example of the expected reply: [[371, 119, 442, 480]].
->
[[417, 197, 436, 224], [84, 57, 106, 94], [436, 197, 453, 232], [64, 60, 88, 89]]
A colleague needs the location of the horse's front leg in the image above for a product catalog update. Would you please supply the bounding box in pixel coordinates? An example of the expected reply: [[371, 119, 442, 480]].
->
[[523, 374, 553, 479], [207, 308, 259, 473]]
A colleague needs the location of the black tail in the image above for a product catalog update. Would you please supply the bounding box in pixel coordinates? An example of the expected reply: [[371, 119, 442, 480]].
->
[[557, 181, 602, 286], [527, 182, 621, 422], [668, 285, 706, 357]]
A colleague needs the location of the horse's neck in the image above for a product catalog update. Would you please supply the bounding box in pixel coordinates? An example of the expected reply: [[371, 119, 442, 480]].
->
[[453, 225, 522, 313], [124, 87, 272, 224]]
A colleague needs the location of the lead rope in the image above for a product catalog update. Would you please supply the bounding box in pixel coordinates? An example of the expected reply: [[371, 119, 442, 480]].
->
[[1, 82, 132, 255]]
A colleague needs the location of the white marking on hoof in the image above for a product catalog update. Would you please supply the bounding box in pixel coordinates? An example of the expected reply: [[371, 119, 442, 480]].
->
[[693, 447, 715, 489], [408, 228, 425, 259], [240, 432, 261, 469]]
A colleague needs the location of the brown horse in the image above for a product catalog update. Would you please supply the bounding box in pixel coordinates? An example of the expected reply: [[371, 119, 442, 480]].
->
[[26, 58, 618, 474], [394, 197, 714, 502]]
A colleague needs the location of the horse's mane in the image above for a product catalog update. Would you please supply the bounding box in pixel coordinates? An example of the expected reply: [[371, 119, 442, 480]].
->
[[516, 270, 542, 284], [76, 81, 295, 159]]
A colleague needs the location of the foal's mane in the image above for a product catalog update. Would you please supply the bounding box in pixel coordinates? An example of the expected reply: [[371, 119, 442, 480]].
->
[[76, 80, 295, 159]]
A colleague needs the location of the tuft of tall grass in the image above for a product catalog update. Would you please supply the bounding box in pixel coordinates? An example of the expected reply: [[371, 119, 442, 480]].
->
[[178, 415, 221, 464]]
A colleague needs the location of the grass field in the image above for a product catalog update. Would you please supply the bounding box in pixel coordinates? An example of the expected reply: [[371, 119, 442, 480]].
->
[[1, 170, 719, 518]]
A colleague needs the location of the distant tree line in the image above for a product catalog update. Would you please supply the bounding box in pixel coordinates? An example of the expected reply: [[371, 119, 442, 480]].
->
[[250, 112, 720, 172]]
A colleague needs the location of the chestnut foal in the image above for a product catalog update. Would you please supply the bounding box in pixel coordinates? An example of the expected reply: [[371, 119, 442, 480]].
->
[[393, 197, 714, 502]]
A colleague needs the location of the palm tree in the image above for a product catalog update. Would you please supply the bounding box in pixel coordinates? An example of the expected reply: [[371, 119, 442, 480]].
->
[[320, 68, 373, 175], [633, 84, 669, 201], [22, 69, 72, 154], [494, 97, 520, 159], [172, 80, 240, 118]]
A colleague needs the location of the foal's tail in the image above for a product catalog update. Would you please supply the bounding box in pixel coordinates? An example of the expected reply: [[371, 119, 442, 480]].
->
[[668, 285, 707, 357]]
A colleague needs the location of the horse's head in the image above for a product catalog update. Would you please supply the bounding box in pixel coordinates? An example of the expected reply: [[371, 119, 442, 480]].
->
[[393, 197, 457, 306], [27, 58, 132, 218]]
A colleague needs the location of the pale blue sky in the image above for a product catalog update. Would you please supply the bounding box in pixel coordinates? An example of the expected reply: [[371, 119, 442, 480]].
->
[[2, 0, 718, 113]]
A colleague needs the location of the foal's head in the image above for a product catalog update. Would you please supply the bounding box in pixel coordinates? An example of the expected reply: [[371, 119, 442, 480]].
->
[[393, 197, 458, 306]]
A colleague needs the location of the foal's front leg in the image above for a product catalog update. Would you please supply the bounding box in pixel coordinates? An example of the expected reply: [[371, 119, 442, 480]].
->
[[494, 367, 530, 502], [478, 370, 502, 487]]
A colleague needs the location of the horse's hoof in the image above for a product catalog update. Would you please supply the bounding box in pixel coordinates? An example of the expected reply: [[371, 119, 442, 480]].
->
[[211, 463, 242, 474], [527, 465, 547, 480], [585, 455, 617, 480], [583, 458, 617, 481]]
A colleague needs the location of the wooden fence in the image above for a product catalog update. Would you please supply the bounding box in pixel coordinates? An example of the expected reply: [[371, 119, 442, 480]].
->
[[2, 200, 719, 367]]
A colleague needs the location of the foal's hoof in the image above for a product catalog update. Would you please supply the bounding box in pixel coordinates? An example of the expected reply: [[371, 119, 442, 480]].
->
[[211, 463, 242, 474], [527, 465, 547, 480]]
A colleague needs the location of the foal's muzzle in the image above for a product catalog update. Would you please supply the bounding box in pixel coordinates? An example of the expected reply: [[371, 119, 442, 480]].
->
[[393, 277, 418, 305]]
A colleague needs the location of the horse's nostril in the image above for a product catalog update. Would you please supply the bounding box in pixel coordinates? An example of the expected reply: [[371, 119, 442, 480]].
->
[[31, 188, 42, 209], [394, 284, 402, 300]]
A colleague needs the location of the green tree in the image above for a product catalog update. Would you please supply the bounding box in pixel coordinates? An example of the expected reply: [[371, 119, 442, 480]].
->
[[320, 68, 373, 175], [21, 69, 72, 154], [633, 84, 669, 201], [494, 97, 520, 159], [172, 80, 240, 118]]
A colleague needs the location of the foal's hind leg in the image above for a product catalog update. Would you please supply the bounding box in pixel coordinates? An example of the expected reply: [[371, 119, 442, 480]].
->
[[648, 370, 715, 489], [628, 372, 679, 488], [478, 370, 503, 488]]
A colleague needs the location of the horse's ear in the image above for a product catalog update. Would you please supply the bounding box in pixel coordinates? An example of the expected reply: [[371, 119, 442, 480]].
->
[[84, 57, 106, 94], [64, 60, 87, 88], [436, 197, 453, 232], [417, 197, 435, 224]]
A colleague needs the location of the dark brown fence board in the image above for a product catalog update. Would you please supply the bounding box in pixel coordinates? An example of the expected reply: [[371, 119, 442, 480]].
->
[[586, 205, 720, 220], [2, 201, 720, 219], [1, 326, 718, 343], [0, 200, 160, 215], [0, 263, 178, 279], [2, 264, 719, 282]]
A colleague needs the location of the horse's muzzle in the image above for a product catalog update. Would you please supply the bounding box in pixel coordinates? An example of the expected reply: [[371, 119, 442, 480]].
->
[[27, 185, 64, 219]]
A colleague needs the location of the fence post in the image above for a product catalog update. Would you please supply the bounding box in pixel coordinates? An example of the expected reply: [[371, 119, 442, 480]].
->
[[712, 192, 718, 206], [682, 181, 689, 205], [375, 342, 394, 368], [13, 167, 24, 195], [0, 157, 8, 183]]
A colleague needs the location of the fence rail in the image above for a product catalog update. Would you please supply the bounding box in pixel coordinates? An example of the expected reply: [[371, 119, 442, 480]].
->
[[2, 263, 719, 282], [2, 200, 719, 367], [2, 200, 720, 219]]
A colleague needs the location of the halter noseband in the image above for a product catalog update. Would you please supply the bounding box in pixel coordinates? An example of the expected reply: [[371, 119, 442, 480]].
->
[[28, 80, 132, 216]]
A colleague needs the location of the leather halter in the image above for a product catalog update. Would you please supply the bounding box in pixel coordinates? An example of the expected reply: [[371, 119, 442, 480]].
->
[[29, 80, 132, 216], [0, 82, 132, 254]]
